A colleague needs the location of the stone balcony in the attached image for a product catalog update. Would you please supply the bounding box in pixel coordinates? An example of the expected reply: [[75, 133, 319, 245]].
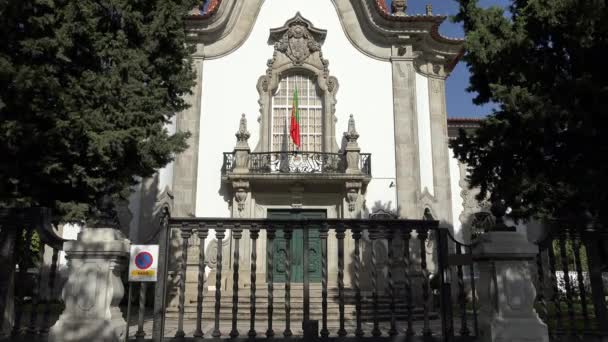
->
[[222, 150, 371, 179]]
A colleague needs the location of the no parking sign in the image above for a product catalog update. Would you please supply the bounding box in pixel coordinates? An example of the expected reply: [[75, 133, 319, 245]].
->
[[128, 245, 159, 282]]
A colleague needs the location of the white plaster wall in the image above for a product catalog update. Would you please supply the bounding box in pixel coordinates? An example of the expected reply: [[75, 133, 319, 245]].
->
[[195, 0, 395, 217], [448, 146, 464, 240], [415, 73, 434, 196]]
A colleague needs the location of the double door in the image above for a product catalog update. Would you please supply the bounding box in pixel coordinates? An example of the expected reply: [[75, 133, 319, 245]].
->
[[268, 210, 324, 283]]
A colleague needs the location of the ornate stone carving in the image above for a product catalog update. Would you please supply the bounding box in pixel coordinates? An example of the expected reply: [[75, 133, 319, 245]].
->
[[269, 12, 326, 66]]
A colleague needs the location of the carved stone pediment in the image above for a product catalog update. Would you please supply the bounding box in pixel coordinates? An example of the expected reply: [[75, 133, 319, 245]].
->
[[269, 12, 327, 66]]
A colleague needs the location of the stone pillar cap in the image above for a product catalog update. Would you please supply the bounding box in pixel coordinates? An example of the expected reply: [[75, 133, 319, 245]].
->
[[472, 231, 538, 260]]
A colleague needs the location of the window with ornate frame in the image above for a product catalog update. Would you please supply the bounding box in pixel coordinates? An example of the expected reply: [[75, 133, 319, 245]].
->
[[271, 74, 323, 152], [254, 13, 339, 153]]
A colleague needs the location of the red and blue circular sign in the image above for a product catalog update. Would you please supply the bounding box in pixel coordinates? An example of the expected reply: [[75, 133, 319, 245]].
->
[[134, 251, 153, 270]]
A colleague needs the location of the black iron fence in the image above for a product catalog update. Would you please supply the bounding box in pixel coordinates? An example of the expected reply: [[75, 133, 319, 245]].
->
[[222, 151, 372, 176], [0, 208, 66, 342], [143, 217, 478, 341], [534, 223, 608, 341]]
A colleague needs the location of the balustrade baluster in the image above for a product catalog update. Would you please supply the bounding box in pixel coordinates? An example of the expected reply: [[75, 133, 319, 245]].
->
[[230, 224, 242, 338], [12, 228, 32, 337], [370, 226, 381, 337], [386, 226, 397, 336], [27, 240, 45, 335], [572, 234, 590, 331], [456, 244, 469, 336], [175, 225, 191, 340], [249, 225, 259, 338], [136, 283, 147, 340], [266, 226, 275, 338], [467, 245, 479, 336], [303, 224, 310, 326], [39, 248, 59, 337], [548, 241, 563, 335], [402, 229, 414, 336], [194, 225, 208, 340], [336, 224, 347, 337], [352, 227, 363, 337], [284, 226, 293, 337], [212, 225, 225, 338], [418, 228, 432, 337], [319, 223, 329, 338], [559, 234, 576, 335]]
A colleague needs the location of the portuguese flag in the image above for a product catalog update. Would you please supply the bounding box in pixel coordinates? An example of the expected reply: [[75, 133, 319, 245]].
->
[[290, 86, 301, 148]]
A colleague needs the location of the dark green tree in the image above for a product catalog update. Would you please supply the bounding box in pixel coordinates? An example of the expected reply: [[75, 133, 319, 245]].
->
[[451, 0, 608, 228], [0, 0, 199, 223]]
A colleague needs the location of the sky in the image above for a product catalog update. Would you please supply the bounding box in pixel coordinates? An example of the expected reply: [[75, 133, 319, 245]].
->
[[385, 0, 510, 118]]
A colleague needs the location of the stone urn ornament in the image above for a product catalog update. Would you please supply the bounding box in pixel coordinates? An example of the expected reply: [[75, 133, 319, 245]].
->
[[392, 0, 407, 15]]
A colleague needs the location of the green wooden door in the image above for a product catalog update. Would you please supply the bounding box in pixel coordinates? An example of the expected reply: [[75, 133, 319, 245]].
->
[[268, 210, 324, 283]]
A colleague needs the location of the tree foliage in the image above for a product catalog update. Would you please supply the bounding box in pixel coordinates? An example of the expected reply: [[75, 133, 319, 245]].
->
[[451, 0, 608, 228], [0, 0, 199, 222]]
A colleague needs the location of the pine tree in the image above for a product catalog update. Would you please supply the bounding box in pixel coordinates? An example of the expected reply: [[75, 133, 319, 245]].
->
[[451, 0, 608, 228], [0, 0, 199, 223]]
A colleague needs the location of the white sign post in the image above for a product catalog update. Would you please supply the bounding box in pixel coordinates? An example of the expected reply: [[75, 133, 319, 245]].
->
[[128, 245, 159, 282]]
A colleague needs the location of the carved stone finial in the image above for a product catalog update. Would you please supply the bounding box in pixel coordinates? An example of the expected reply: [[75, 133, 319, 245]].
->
[[392, 0, 407, 16], [426, 4, 433, 15], [344, 115, 361, 174], [344, 114, 359, 143], [490, 199, 515, 232], [235, 114, 250, 144], [233, 114, 250, 173]]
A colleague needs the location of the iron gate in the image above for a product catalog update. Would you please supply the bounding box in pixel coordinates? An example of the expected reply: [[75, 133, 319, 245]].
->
[[129, 215, 479, 341]]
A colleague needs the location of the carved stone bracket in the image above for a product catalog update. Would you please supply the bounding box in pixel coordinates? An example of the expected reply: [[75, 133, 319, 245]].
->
[[232, 180, 250, 212], [345, 181, 362, 213]]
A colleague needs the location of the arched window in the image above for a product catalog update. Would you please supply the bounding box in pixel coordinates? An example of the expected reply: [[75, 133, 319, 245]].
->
[[271, 74, 323, 152]]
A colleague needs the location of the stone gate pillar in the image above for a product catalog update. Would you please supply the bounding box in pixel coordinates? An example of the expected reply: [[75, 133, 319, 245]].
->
[[472, 208, 548, 342], [50, 227, 130, 342]]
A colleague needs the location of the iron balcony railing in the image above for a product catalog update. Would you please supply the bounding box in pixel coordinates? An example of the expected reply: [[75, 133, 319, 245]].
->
[[222, 151, 372, 176]]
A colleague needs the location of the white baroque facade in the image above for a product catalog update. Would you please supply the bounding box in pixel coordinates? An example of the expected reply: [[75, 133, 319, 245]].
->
[[120, 0, 488, 285]]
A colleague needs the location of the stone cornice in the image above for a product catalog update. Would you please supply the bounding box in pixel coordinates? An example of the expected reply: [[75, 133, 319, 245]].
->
[[332, 0, 464, 77], [183, 0, 464, 76]]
